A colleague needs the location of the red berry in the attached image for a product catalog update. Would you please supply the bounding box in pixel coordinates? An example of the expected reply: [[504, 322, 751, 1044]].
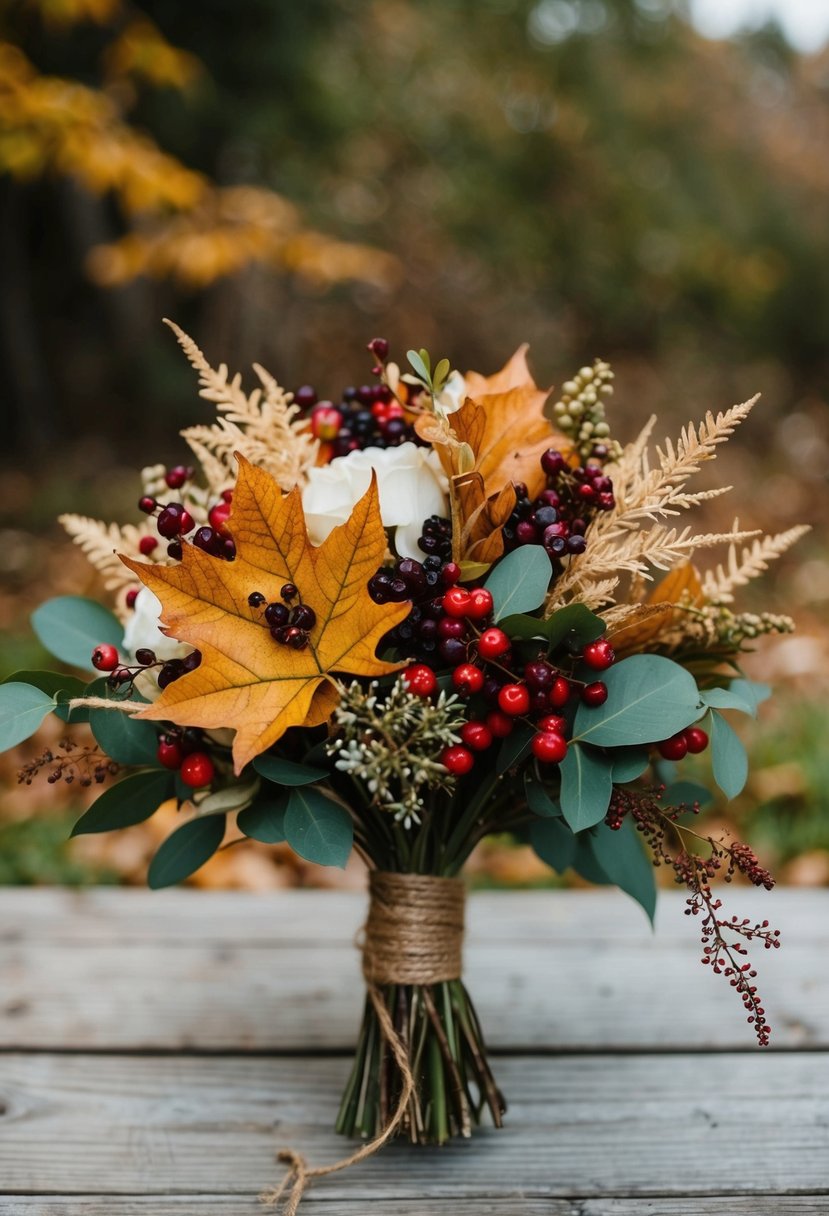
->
[[581, 681, 608, 707], [583, 639, 615, 670], [498, 684, 530, 716], [157, 506, 184, 538], [138, 495, 157, 514], [91, 643, 119, 671], [684, 726, 709, 754], [221, 489, 234, 503], [138, 535, 158, 556], [125, 588, 139, 609], [477, 627, 511, 660], [208, 501, 232, 535], [178, 509, 195, 535], [441, 745, 475, 776], [531, 731, 568, 764], [538, 713, 567, 734], [442, 587, 473, 618], [658, 733, 689, 761], [311, 404, 342, 441], [453, 663, 485, 694], [165, 465, 191, 490], [403, 664, 437, 697], [156, 738, 183, 770], [442, 562, 461, 585], [486, 709, 514, 738], [460, 721, 493, 752], [180, 752, 215, 788], [466, 587, 494, 620], [549, 676, 571, 707], [367, 337, 390, 361]]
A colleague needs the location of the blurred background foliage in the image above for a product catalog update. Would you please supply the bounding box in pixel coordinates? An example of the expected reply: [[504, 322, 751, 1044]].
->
[[1, 0, 827, 887]]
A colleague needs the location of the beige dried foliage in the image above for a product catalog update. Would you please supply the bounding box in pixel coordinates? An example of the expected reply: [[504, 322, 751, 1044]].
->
[[702, 525, 811, 604], [167, 320, 319, 495], [59, 514, 153, 611], [546, 397, 765, 614]]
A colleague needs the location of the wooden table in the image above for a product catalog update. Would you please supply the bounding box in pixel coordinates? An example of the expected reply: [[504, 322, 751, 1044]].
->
[[1, 887, 827, 1214]]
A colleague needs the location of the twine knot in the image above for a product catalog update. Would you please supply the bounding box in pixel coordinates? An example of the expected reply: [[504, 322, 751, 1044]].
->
[[260, 872, 466, 1214]]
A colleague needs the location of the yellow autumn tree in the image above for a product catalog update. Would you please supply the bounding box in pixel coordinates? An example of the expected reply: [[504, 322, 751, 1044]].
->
[[0, 2, 397, 289]]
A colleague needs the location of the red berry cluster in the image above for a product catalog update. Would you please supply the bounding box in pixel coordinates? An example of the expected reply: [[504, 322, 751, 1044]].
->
[[402, 588, 618, 775], [657, 725, 709, 761], [156, 730, 215, 788], [248, 584, 315, 651], [138, 477, 236, 563], [503, 447, 615, 562]]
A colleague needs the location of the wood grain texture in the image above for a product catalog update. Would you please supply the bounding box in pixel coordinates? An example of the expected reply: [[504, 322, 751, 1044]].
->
[[1, 889, 823, 1050], [1, 1053, 827, 1198]]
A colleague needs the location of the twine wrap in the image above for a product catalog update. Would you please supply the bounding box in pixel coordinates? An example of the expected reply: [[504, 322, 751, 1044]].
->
[[362, 871, 465, 985], [261, 872, 467, 1215]]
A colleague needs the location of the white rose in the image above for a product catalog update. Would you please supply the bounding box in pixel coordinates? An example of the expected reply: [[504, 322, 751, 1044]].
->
[[122, 587, 190, 662], [434, 370, 467, 415], [302, 442, 449, 560]]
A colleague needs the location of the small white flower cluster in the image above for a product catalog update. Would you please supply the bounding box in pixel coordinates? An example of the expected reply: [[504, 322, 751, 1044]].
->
[[327, 677, 467, 827]]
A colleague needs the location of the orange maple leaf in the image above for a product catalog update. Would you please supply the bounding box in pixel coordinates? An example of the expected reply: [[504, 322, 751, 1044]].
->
[[121, 456, 409, 773]]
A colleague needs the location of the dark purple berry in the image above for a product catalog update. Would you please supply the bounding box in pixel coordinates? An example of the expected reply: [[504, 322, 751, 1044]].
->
[[265, 602, 289, 628], [290, 604, 317, 631], [248, 591, 266, 608], [281, 583, 298, 602], [135, 648, 156, 666]]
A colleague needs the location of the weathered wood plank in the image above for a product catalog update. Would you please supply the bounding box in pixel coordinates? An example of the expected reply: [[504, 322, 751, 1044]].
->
[[2, 890, 820, 1051], [2, 887, 820, 945], [2, 1200, 827, 1215], [1, 1053, 827, 1198]]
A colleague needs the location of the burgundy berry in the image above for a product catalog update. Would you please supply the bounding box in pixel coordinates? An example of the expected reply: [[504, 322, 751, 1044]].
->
[[438, 617, 466, 640], [658, 733, 689, 761], [525, 660, 554, 690], [293, 385, 317, 408], [91, 643, 119, 672], [193, 526, 216, 554], [581, 681, 608, 707], [108, 666, 133, 687], [285, 627, 309, 649], [134, 648, 156, 666], [290, 604, 317, 631], [156, 738, 183, 770], [515, 520, 538, 544], [139, 536, 158, 556], [684, 726, 709, 754], [166, 541, 183, 560], [441, 561, 461, 586], [165, 465, 190, 490], [541, 449, 566, 477], [486, 709, 514, 738], [248, 591, 266, 608], [182, 650, 202, 672], [138, 496, 157, 514], [125, 589, 139, 609], [583, 639, 615, 670], [439, 637, 468, 665], [264, 602, 290, 629], [157, 506, 184, 538], [367, 337, 389, 361], [281, 583, 298, 602]]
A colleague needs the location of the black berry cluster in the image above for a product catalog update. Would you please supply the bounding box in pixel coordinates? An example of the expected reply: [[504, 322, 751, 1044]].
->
[[248, 583, 315, 651], [502, 447, 616, 561]]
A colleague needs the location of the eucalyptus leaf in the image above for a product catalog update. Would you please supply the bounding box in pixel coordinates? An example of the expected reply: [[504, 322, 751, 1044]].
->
[[254, 755, 328, 786], [2, 670, 87, 725], [406, 349, 430, 383], [71, 770, 174, 837], [559, 743, 613, 832], [524, 770, 560, 818], [89, 685, 157, 767], [31, 596, 123, 671], [499, 603, 605, 650], [530, 816, 575, 873], [729, 678, 772, 715], [709, 709, 748, 800], [485, 546, 552, 621], [611, 746, 651, 784], [496, 722, 535, 775], [573, 654, 702, 747], [148, 814, 226, 889], [284, 786, 353, 867], [587, 818, 657, 924], [0, 683, 56, 751], [700, 686, 756, 716], [237, 794, 289, 843]]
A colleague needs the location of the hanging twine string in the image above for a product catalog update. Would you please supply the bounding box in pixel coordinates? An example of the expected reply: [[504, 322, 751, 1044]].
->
[[260, 871, 466, 1215]]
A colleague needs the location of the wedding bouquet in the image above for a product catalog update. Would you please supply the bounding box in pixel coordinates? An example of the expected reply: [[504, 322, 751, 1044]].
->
[[3, 324, 806, 1205]]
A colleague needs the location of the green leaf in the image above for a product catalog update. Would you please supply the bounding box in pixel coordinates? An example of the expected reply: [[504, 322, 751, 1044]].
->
[[237, 794, 289, 843], [31, 596, 123, 671], [458, 560, 491, 582], [661, 780, 714, 808], [71, 770, 174, 837], [700, 686, 756, 716], [709, 709, 748, 800], [254, 755, 328, 786], [530, 816, 575, 873], [611, 746, 650, 784], [572, 836, 615, 886], [0, 682, 56, 750], [197, 780, 259, 816], [2, 670, 87, 724], [729, 679, 772, 715], [284, 787, 353, 867], [433, 357, 451, 393], [496, 722, 535, 774], [499, 603, 605, 651], [485, 546, 552, 621], [524, 770, 560, 817], [587, 818, 657, 924], [148, 814, 226, 889], [406, 349, 431, 383], [573, 655, 702, 747], [89, 685, 157, 767], [559, 743, 613, 832]]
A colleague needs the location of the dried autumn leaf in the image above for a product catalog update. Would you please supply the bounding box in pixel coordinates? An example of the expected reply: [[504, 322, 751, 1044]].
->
[[606, 563, 705, 656], [121, 456, 409, 773]]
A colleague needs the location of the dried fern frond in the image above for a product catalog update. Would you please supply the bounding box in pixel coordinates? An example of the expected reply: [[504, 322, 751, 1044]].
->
[[701, 525, 810, 604], [60, 514, 154, 612], [165, 319, 318, 494]]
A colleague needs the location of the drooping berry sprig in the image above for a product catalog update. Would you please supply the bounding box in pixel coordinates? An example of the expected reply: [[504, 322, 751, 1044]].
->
[[17, 739, 120, 788]]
